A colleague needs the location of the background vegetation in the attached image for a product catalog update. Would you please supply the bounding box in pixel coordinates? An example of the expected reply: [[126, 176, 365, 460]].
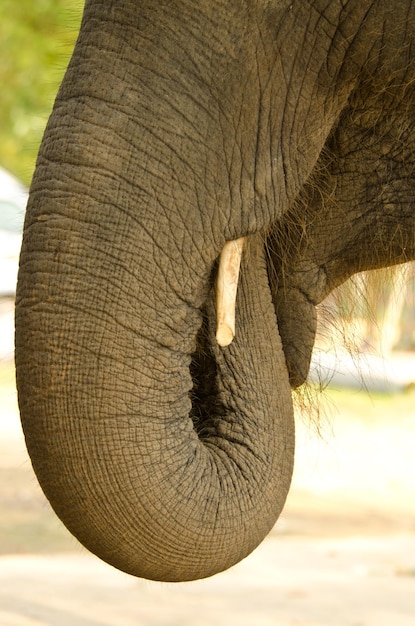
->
[[1, 0, 83, 186]]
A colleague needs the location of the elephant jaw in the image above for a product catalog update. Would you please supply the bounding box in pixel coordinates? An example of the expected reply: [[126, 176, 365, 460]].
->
[[215, 237, 245, 347], [215, 237, 319, 389]]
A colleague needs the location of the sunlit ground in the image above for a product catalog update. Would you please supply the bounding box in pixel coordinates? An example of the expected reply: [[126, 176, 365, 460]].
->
[[1, 353, 415, 625]]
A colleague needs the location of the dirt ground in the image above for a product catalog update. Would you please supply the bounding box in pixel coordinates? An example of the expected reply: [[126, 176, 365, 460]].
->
[[1, 355, 415, 626]]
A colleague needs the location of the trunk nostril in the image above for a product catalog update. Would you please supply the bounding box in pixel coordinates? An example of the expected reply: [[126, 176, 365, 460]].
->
[[189, 307, 220, 432]]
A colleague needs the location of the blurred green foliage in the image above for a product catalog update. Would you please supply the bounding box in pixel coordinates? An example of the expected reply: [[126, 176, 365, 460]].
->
[[1, 0, 83, 186]]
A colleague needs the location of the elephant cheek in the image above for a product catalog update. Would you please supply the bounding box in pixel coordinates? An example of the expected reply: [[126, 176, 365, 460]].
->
[[274, 289, 317, 388]]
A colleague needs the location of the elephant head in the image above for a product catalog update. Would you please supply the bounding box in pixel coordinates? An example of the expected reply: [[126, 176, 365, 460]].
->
[[15, 0, 415, 581]]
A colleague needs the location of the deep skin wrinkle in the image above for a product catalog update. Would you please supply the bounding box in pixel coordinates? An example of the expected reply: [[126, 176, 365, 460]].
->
[[15, 0, 415, 581]]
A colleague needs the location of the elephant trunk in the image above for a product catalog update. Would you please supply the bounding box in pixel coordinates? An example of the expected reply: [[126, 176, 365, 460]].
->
[[15, 181, 294, 580], [15, 2, 295, 581]]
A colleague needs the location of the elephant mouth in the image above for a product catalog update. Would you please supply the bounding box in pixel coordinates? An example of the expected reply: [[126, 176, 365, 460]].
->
[[213, 234, 317, 389], [188, 239, 246, 431]]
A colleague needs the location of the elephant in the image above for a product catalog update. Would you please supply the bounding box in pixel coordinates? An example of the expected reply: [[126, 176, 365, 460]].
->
[[15, 0, 415, 582]]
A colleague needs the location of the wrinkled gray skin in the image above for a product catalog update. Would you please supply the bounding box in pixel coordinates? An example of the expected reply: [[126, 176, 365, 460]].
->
[[15, 0, 415, 582]]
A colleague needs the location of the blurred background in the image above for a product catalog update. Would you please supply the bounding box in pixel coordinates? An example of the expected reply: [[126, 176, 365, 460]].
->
[[1, 2, 415, 625]]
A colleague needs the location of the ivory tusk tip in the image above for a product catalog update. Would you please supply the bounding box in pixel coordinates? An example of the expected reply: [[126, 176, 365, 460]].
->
[[216, 324, 235, 347], [215, 237, 245, 347]]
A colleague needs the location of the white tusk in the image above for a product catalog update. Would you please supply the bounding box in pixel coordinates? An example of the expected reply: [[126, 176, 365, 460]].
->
[[215, 237, 245, 347]]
